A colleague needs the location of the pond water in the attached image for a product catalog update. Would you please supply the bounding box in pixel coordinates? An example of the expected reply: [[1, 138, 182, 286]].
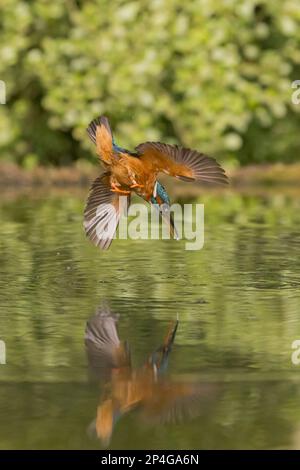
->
[[0, 185, 300, 449]]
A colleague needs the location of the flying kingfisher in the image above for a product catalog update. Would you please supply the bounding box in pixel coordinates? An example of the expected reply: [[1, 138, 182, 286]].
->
[[84, 116, 228, 249]]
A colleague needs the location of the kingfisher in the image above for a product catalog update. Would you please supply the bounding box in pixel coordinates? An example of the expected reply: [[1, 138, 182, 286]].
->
[[84, 116, 228, 249], [85, 306, 217, 446]]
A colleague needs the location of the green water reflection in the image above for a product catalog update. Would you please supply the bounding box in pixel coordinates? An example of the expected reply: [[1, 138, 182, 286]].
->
[[0, 187, 300, 449]]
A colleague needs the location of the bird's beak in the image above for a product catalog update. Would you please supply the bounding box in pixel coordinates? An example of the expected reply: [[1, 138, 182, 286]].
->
[[154, 203, 179, 241]]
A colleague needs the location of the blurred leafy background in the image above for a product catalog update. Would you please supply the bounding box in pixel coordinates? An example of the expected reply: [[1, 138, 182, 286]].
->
[[1, 0, 300, 168]]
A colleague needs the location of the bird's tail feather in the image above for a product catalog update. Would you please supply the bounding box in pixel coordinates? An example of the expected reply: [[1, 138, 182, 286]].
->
[[87, 116, 112, 145]]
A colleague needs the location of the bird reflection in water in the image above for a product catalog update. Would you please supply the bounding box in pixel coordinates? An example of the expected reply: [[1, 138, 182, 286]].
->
[[85, 305, 216, 446]]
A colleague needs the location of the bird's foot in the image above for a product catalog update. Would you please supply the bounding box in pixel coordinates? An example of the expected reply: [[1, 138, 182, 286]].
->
[[130, 183, 144, 189], [111, 183, 131, 195], [111, 187, 131, 195]]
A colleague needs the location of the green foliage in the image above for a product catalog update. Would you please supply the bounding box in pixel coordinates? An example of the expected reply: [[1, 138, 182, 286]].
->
[[1, 0, 300, 165]]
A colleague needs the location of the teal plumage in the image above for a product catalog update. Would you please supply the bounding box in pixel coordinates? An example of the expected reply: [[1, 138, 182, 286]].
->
[[151, 182, 170, 205]]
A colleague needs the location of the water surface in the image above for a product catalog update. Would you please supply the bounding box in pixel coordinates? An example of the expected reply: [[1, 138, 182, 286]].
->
[[0, 186, 300, 449]]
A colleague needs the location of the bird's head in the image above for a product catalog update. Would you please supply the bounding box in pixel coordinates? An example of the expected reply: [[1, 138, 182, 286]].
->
[[150, 182, 179, 240], [151, 181, 170, 206]]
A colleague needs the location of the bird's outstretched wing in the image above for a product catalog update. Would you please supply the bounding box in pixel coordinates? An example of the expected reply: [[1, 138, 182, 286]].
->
[[143, 381, 219, 425], [87, 116, 114, 165], [83, 172, 130, 250], [85, 306, 131, 382], [136, 142, 228, 184]]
